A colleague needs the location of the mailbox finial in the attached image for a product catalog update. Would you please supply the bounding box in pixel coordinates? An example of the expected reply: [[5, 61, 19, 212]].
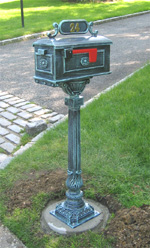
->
[[88, 22, 98, 37], [47, 22, 59, 39]]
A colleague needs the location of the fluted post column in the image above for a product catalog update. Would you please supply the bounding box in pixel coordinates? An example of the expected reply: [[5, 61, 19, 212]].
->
[[50, 81, 100, 228], [65, 96, 84, 210]]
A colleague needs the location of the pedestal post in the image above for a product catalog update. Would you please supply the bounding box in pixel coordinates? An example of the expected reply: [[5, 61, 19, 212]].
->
[[50, 81, 100, 228], [65, 96, 84, 210]]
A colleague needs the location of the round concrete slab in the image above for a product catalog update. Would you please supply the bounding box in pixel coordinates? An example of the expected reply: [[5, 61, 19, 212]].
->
[[41, 199, 110, 235]]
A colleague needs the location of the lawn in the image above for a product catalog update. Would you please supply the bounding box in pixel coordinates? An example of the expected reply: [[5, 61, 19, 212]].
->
[[0, 64, 150, 247], [0, 0, 150, 40]]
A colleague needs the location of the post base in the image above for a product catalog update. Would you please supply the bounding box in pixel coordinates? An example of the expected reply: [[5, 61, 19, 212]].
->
[[50, 201, 100, 228]]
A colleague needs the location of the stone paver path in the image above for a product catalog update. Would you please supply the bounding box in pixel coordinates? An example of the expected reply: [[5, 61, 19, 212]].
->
[[0, 90, 64, 164], [0, 222, 26, 248]]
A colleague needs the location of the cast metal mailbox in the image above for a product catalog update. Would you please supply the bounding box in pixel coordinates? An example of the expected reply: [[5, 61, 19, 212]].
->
[[33, 20, 112, 230], [33, 20, 112, 87]]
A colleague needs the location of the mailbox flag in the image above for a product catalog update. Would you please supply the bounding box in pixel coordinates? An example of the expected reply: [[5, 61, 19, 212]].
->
[[72, 48, 97, 63]]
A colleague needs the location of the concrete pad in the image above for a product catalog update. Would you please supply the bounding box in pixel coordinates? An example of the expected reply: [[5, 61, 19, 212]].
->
[[41, 199, 110, 235]]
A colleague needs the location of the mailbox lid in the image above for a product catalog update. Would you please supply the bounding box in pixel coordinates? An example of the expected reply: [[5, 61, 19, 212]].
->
[[33, 35, 112, 48]]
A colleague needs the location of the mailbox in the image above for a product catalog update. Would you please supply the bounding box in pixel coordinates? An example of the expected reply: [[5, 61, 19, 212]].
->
[[33, 20, 112, 230], [33, 20, 112, 87]]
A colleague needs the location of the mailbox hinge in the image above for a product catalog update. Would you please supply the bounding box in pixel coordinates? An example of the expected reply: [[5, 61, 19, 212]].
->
[[64, 49, 73, 59]]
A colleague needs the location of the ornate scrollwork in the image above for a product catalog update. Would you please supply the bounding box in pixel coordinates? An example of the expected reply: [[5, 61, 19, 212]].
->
[[88, 22, 98, 37], [47, 22, 59, 38], [66, 170, 83, 191], [59, 79, 89, 96]]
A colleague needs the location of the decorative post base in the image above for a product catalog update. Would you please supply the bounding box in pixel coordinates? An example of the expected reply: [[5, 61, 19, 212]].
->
[[50, 201, 100, 229], [50, 81, 100, 228]]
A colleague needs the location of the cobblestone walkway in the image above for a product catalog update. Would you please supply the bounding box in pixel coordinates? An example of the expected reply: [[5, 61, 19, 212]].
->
[[0, 90, 64, 167]]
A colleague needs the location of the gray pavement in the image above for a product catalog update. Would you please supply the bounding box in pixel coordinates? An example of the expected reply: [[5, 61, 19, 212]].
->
[[0, 222, 26, 248], [0, 11, 150, 248], [0, 12, 150, 116], [0, 90, 64, 161]]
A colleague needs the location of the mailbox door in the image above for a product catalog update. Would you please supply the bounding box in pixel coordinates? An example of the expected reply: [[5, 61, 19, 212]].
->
[[64, 45, 110, 74], [55, 45, 110, 82]]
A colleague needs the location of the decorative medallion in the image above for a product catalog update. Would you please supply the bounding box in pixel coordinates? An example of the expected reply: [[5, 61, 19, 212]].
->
[[39, 58, 48, 69]]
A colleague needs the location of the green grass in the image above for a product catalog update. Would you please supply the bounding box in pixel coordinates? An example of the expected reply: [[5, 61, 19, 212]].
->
[[0, 148, 7, 154], [0, 64, 150, 247], [0, 0, 150, 40]]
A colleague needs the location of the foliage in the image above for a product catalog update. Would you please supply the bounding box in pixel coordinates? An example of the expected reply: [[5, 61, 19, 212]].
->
[[0, 0, 150, 40]]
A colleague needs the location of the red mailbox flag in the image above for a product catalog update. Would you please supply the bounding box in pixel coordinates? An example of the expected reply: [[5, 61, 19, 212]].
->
[[72, 48, 97, 63]]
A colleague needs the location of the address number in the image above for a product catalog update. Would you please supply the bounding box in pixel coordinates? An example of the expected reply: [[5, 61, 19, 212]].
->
[[59, 20, 88, 35], [70, 23, 80, 33]]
